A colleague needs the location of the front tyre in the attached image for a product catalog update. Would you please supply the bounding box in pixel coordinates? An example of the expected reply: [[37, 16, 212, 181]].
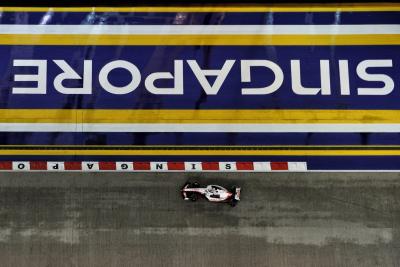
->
[[190, 193, 198, 202]]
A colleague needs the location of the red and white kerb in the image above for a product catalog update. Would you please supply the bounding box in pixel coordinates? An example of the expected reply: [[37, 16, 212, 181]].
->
[[0, 161, 307, 172]]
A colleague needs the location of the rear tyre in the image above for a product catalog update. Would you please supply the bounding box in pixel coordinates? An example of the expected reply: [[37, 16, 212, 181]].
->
[[230, 200, 237, 207]]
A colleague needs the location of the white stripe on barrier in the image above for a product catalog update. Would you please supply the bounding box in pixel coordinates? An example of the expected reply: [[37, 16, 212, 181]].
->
[[3, 123, 400, 133], [0, 25, 399, 35]]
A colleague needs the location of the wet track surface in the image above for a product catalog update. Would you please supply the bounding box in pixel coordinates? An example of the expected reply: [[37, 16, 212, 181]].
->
[[0, 172, 399, 266]]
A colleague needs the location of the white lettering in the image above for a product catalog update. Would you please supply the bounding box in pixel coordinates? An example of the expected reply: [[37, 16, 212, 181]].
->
[[356, 60, 394, 95], [339, 60, 350, 95], [99, 60, 141, 94], [187, 60, 235, 95], [53, 60, 92, 94], [12, 60, 47, 94], [241, 60, 283, 95], [145, 60, 183, 95], [291, 60, 331, 95], [8, 58, 398, 98]]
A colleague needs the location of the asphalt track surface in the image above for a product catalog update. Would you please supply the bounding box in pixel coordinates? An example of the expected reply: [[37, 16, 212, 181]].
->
[[0, 172, 399, 267]]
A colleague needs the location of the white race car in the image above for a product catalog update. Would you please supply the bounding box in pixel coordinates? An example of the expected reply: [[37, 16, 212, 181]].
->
[[181, 182, 241, 206]]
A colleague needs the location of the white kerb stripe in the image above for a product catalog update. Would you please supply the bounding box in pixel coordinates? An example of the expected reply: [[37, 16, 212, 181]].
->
[[288, 162, 308, 171], [2, 161, 308, 172], [151, 162, 168, 171], [47, 161, 65, 171], [184, 162, 203, 171], [82, 161, 99, 171], [0, 25, 399, 35], [253, 162, 272, 172], [2, 123, 400, 133], [12, 161, 30, 171], [116, 162, 134, 171], [219, 162, 237, 171]]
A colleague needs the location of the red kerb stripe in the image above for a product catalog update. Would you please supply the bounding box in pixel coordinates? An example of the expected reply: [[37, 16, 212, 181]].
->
[[65, 162, 82, 170], [99, 162, 116, 170], [202, 162, 220, 170], [134, 162, 151, 170], [0, 161, 12, 170], [236, 162, 254, 170], [270, 162, 289, 170], [30, 161, 47, 170], [167, 162, 185, 170]]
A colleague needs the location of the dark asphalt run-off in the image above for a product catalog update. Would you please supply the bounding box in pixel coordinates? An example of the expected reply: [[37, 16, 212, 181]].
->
[[0, 172, 398, 267]]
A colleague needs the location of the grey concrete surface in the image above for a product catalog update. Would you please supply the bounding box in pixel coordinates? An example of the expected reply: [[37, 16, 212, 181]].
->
[[0, 172, 399, 267]]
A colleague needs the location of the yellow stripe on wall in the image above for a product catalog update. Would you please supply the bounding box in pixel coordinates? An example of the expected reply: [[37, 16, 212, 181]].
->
[[1, 147, 400, 156], [1, 4, 400, 12], [1, 109, 400, 124], [0, 34, 399, 46]]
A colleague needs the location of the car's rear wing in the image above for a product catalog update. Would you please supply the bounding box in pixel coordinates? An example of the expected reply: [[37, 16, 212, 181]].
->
[[234, 187, 241, 201]]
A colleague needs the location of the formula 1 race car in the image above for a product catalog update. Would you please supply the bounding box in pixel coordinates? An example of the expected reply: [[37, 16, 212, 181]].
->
[[181, 182, 241, 206]]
